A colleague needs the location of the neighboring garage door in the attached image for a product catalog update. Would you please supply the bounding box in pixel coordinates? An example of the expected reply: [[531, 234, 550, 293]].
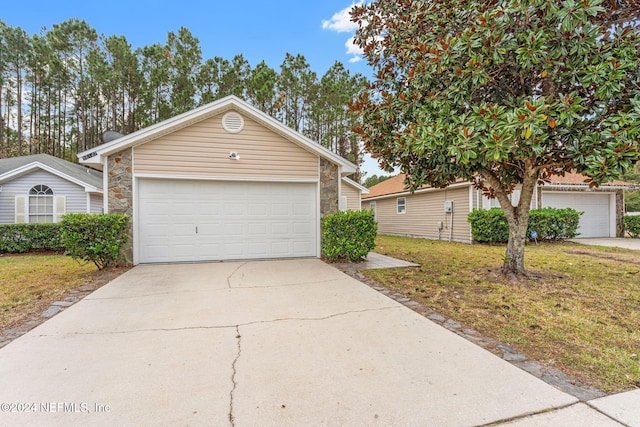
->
[[138, 179, 317, 263], [542, 192, 612, 238]]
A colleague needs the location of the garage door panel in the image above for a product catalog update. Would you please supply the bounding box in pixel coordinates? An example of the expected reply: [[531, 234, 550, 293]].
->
[[542, 192, 611, 238], [138, 179, 317, 263]]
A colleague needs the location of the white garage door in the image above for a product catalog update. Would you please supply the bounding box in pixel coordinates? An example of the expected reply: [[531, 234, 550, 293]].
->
[[542, 192, 612, 238], [138, 179, 317, 263]]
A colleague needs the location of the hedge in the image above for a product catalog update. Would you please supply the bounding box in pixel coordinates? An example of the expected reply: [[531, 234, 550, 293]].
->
[[60, 214, 129, 270], [624, 215, 640, 238], [0, 223, 64, 253], [321, 209, 377, 262], [468, 208, 582, 243]]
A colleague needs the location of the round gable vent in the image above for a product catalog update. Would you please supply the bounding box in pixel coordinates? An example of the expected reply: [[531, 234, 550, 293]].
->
[[222, 111, 244, 133]]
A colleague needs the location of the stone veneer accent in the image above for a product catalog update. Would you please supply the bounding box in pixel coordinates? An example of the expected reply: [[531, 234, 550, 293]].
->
[[616, 190, 624, 237], [320, 158, 339, 215], [107, 148, 134, 263]]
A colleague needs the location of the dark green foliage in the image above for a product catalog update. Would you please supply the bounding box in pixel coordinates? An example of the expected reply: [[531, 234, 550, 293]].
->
[[469, 208, 582, 243], [624, 216, 640, 239], [0, 223, 64, 253], [468, 209, 510, 243], [60, 214, 129, 270], [625, 190, 640, 213], [528, 208, 582, 241], [363, 174, 392, 189], [321, 210, 377, 262]]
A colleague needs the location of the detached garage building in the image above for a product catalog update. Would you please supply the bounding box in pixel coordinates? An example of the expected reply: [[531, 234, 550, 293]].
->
[[78, 96, 360, 264]]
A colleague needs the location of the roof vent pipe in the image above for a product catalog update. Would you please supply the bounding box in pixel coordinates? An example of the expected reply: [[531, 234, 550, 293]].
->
[[102, 131, 125, 143]]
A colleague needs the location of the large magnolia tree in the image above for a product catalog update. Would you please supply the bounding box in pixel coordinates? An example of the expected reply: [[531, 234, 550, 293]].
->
[[351, 0, 640, 276]]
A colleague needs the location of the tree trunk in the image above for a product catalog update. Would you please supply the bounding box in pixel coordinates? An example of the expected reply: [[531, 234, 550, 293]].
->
[[483, 166, 539, 277], [503, 214, 529, 275]]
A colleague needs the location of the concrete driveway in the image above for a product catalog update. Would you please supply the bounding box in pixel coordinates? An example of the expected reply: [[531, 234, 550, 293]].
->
[[0, 260, 629, 426], [569, 237, 640, 250]]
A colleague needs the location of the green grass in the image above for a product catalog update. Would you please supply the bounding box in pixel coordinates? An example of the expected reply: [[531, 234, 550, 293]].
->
[[365, 235, 640, 393], [0, 254, 97, 330]]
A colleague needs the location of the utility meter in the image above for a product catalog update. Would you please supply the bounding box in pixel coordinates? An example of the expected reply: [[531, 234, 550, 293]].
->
[[444, 200, 454, 213]]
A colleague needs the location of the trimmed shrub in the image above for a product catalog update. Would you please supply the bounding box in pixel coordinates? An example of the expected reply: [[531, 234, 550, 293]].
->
[[528, 208, 581, 240], [468, 207, 582, 243], [0, 223, 64, 253], [468, 208, 509, 243], [624, 215, 640, 238], [321, 209, 377, 262], [60, 214, 129, 270]]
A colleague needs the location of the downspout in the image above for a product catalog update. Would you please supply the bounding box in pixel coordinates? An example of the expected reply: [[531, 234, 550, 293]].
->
[[449, 210, 454, 242]]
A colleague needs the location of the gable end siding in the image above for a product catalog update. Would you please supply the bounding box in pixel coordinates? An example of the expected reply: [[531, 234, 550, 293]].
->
[[342, 184, 361, 211], [134, 112, 319, 180], [0, 169, 87, 224]]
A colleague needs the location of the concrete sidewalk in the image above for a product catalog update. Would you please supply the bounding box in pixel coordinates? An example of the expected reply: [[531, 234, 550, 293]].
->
[[0, 260, 635, 426]]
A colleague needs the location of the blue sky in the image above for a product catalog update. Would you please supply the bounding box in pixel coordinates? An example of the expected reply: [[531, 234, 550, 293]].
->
[[2, 0, 369, 75], [2, 0, 388, 177]]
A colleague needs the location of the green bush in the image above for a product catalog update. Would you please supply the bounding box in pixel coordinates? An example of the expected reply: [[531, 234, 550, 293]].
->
[[528, 208, 581, 240], [60, 214, 129, 270], [468, 208, 509, 243], [321, 210, 377, 262], [624, 215, 640, 238], [0, 223, 64, 253], [468, 207, 582, 243]]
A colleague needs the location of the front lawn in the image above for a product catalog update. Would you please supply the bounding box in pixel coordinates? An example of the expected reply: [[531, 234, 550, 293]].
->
[[0, 254, 98, 330], [365, 235, 640, 393]]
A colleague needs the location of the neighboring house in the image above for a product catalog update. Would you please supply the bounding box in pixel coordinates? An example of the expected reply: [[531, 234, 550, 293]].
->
[[341, 177, 369, 211], [0, 154, 103, 224], [362, 173, 634, 243], [78, 96, 365, 265]]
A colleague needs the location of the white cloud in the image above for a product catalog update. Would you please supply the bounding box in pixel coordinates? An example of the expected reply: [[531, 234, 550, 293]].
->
[[321, 1, 363, 33], [323, 2, 365, 63], [345, 37, 363, 63]]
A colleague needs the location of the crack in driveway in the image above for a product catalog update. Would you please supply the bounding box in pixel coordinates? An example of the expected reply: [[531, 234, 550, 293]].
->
[[34, 307, 401, 338], [226, 263, 248, 288], [229, 325, 241, 426]]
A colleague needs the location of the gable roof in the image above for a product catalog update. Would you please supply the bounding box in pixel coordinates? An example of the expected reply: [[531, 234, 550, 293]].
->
[[342, 177, 369, 194], [363, 172, 636, 199], [77, 96, 357, 175], [0, 154, 102, 192]]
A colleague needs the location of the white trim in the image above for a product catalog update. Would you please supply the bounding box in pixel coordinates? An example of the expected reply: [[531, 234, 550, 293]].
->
[[316, 179, 322, 257], [102, 157, 109, 214], [133, 173, 319, 183], [86, 193, 91, 213], [0, 162, 101, 193], [78, 96, 356, 175], [397, 197, 407, 214], [14, 195, 27, 223], [135, 176, 320, 265], [469, 186, 474, 242], [133, 175, 139, 265], [342, 177, 369, 194]]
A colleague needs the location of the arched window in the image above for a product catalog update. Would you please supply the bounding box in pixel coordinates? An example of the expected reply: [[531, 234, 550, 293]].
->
[[29, 185, 54, 223]]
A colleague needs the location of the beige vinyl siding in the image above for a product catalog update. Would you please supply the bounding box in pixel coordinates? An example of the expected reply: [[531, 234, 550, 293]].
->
[[134, 111, 319, 179], [342, 184, 361, 211], [367, 186, 472, 243]]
